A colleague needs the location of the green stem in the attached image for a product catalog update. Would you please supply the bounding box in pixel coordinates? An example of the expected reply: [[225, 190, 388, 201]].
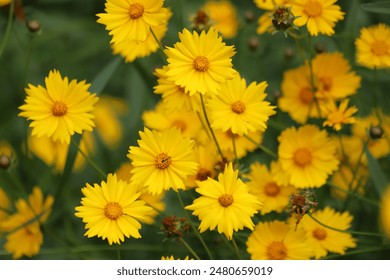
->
[[231, 236, 241, 260], [0, 0, 15, 58], [307, 212, 386, 238], [244, 135, 277, 158], [373, 66, 378, 106], [116, 244, 122, 260], [324, 246, 390, 259], [179, 237, 201, 260], [177, 191, 214, 260], [327, 183, 379, 207], [150, 27, 167, 61]]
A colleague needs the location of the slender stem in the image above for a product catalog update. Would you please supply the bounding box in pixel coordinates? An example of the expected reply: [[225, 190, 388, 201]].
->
[[179, 237, 201, 260], [231, 237, 242, 260], [372, 66, 378, 106], [324, 246, 390, 259], [244, 135, 277, 158], [196, 111, 211, 139], [149, 27, 167, 61], [116, 244, 122, 260], [0, 0, 15, 57], [200, 94, 224, 161], [177, 191, 214, 260], [307, 212, 386, 238], [326, 183, 380, 207], [71, 138, 106, 180]]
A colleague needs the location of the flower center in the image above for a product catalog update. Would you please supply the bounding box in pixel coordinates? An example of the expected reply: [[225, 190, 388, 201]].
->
[[218, 194, 233, 207], [267, 241, 287, 260], [320, 76, 332, 92], [371, 40, 389, 56], [129, 3, 144, 19], [299, 87, 314, 104], [155, 152, 172, 169], [231, 101, 246, 114], [51, 101, 68, 117], [104, 202, 123, 220], [196, 167, 212, 181], [172, 120, 187, 132], [293, 148, 312, 167], [304, 0, 322, 17], [312, 228, 327, 240], [264, 182, 281, 197], [193, 56, 209, 72]]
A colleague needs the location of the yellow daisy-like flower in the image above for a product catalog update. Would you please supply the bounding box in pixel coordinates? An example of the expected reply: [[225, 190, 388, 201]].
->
[[330, 164, 367, 200], [202, 0, 238, 39], [18, 70, 99, 144], [246, 220, 313, 260], [185, 162, 261, 240], [299, 207, 357, 259], [355, 23, 390, 69], [161, 255, 192, 260], [128, 127, 198, 195], [278, 125, 339, 188], [97, 0, 169, 44], [207, 74, 276, 135], [164, 27, 236, 96], [75, 173, 153, 245], [291, 0, 345, 36], [0, 187, 54, 259], [322, 99, 358, 131], [246, 162, 295, 215], [380, 185, 390, 239], [254, 0, 293, 35]]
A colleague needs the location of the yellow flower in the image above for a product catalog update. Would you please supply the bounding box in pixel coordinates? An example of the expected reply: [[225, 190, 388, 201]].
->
[[246, 162, 295, 215], [355, 23, 390, 69], [291, 0, 345, 36], [330, 164, 367, 200], [202, 0, 238, 39], [278, 125, 339, 188], [1, 187, 54, 259], [75, 174, 153, 245], [164, 27, 236, 96], [299, 207, 357, 259], [322, 99, 358, 131], [207, 73, 276, 135], [0, 0, 10, 7], [0, 188, 11, 231], [19, 70, 99, 144], [161, 255, 193, 260], [246, 220, 313, 259], [185, 162, 261, 240], [254, 0, 293, 34], [380, 185, 390, 239], [128, 127, 198, 195], [97, 0, 169, 43]]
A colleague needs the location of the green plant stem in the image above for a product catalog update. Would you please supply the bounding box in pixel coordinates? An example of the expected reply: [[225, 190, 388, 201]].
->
[[324, 246, 390, 259], [373, 66, 378, 106], [327, 183, 380, 207], [244, 135, 277, 158], [307, 212, 386, 238], [116, 244, 122, 260], [71, 138, 106, 180], [179, 237, 201, 260], [177, 191, 214, 260], [231, 237, 242, 260], [0, 0, 15, 58], [200, 94, 224, 161], [150, 27, 167, 61]]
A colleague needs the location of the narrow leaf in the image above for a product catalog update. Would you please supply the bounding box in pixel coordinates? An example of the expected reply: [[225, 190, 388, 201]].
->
[[361, 1, 390, 14], [89, 56, 122, 94], [365, 147, 388, 195]]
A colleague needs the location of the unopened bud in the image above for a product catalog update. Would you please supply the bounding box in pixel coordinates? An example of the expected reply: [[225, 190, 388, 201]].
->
[[248, 36, 260, 51], [26, 19, 41, 33], [370, 125, 384, 139], [0, 154, 11, 169], [244, 10, 255, 23], [315, 42, 327, 54], [284, 47, 294, 60]]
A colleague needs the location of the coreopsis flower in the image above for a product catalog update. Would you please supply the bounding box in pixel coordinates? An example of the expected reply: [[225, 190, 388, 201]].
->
[[299, 207, 357, 259], [97, 0, 169, 44], [207, 73, 276, 135], [0, 188, 11, 231], [380, 186, 390, 239], [291, 0, 345, 36], [201, 0, 238, 39], [246, 162, 295, 215], [278, 125, 339, 188], [355, 23, 390, 69], [1, 187, 54, 259], [185, 162, 261, 240], [128, 128, 198, 195], [164, 27, 236, 96], [161, 255, 192, 260], [254, 0, 293, 35], [75, 174, 153, 245], [19, 70, 99, 144], [330, 164, 367, 200], [246, 220, 313, 259], [322, 100, 358, 131]]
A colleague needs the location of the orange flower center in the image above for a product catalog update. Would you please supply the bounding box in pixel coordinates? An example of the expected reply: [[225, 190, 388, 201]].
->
[[231, 101, 246, 114], [371, 40, 389, 56], [193, 56, 209, 72], [218, 194, 233, 207], [267, 241, 287, 260], [129, 3, 144, 19], [172, 120, 187, 132], [312, 228, 327, 240], [104, 202, 123, 220], [264, 182, 281, 197], [320, 76, 332, 92], [304, 0, 322, 17], [299, 87, 314, 104], [196, 167, 212, 181], [155, 152, 172, 169], [52, 101, 68, 117], [293, 148, 312, 167]]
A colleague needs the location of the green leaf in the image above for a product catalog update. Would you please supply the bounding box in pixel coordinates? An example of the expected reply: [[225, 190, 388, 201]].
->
[[365, 147, 388, 195], [89, 56, 122, 94], [361, 1, 390, 14]]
